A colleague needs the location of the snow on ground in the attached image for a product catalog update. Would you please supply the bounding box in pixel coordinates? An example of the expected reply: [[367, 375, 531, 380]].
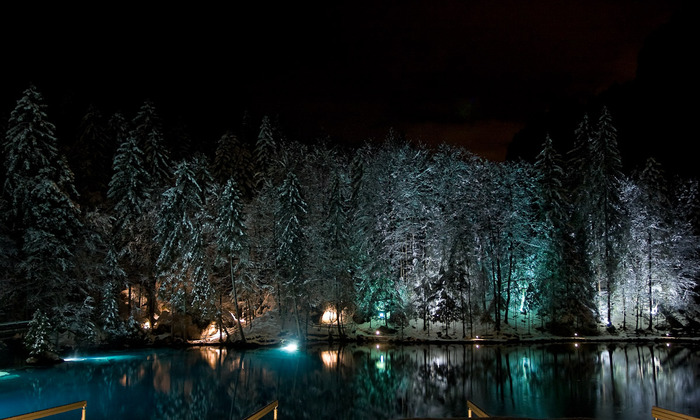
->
[[185, 310, 699, 348]]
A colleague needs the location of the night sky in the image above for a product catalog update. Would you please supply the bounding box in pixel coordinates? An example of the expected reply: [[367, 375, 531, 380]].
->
[[1, 1, 684, 161]]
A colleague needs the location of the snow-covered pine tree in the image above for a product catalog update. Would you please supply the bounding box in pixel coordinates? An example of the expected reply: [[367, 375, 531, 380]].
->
[[213, 131, 255, 197], [254, 115, 278, 186], [534, 135, 573, 325], [275, 170, 308, 337], [155, 157, 215, 330], [69, 104, 112, 206], [214, 178, 248, 342], [590, 107, 625, 328], [322, 165, 353, 337], [2, 85, 83, 319], [108, 134, 151, 232], [131, 101, 172, 190], [24, 309, 53, 357]]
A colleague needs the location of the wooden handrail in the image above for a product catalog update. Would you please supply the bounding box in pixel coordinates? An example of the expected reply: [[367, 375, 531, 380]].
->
[[467, 400, 490, 418], [1, 401, 86, 420], [652, 406, 700, 420], [244, 400, 279, 420]]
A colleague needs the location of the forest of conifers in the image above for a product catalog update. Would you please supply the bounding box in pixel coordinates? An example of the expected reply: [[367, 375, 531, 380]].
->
[[1, 85, 698, 345]]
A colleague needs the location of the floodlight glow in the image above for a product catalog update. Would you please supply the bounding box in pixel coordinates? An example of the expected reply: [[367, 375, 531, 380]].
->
[[64, 355, 136, 363], [282, 342, 298, 352]]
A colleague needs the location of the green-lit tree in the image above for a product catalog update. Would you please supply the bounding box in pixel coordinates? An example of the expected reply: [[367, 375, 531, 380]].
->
[[533, 135, 569, 324]]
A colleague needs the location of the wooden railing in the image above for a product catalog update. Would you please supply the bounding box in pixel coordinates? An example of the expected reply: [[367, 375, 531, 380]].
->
[[652, 406, 700, 420], [244, 400, 279, 420], [0, 321, 30, 340], [467, 400, 490, 418], [465, 401, 698, 420], [1, 401, 86, 420]]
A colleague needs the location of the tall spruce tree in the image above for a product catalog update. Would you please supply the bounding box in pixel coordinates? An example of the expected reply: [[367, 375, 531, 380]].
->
[[533, 135, 569, 323], [2, 85, 83, 319], [155, 157, 215, 332], [131, 100, 172, 190], [275, 170, 308, 338], [590, 107, 625, 327], [214, 178, 248, 342], [70, 104, 112, 206], [254, 115, 277, 185]]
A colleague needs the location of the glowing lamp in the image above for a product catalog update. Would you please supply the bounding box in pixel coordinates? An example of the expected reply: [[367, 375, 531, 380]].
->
[[282, 341, 298, 352]]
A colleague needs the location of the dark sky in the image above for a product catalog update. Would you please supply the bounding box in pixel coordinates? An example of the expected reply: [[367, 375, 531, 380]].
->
[[1, 1, 682, 161]]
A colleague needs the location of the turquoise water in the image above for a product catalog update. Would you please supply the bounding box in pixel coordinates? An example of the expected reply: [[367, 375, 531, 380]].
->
[[0, 342, 698, 419]]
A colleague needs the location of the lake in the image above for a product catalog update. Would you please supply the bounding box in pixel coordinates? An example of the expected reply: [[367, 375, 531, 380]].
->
[[0, 341, 698, 419]]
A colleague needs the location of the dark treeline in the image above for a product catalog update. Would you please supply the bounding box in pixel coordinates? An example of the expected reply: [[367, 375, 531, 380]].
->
[[1, 85, 699, 348]]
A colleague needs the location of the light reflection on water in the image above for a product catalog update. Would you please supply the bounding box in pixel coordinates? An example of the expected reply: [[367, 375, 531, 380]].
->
[[0, 342, 698, 419]]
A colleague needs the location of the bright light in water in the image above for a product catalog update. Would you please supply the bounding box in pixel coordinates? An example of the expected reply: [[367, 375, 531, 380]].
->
[[142, 320, 151, 330], [64, 355, 137, 363], [375, 354, 386, 371], [321, 309, 338, 324], [282, 342, 298, 352], [376, 330, 380, 335], [320, 350, 339, 368]]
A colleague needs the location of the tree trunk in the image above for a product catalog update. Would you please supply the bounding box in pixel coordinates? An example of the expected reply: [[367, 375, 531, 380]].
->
[[230, 258, 246, 343], [648, 231, 654, 331]]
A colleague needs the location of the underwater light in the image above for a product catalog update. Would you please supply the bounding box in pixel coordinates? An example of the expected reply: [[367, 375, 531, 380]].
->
[[282, 341, 298, 352], [63, 354, 137, 363]]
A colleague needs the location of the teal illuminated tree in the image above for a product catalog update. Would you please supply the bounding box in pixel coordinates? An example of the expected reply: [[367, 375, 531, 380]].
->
[[533, 135, 569, 323]]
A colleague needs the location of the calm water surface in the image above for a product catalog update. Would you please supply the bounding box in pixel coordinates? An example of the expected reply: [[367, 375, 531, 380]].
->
[[0, 342, 698, 419]]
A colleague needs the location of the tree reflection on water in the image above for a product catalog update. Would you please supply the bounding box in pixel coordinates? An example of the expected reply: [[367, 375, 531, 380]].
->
[[0, 342, 698, 420]]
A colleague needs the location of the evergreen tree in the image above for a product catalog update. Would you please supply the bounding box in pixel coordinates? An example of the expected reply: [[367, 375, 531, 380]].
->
[[533, 135, 569, 323], [108, 134, 151, 231], [69, 104, 112, 206], [24, 309, 53, 356], [155, 157, 215, 330], [322, 167, 353, 337], [131, 100, 172, 189], [2, 85, 83, 319], [567, 108, 625, 328], [214, 178, 248, 342], [100, 280, 123, 337], [590, 107, 625, 327], [275, 170, 308, 337], [213, 131, 255, 197], [254, 115, 277, 185]]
